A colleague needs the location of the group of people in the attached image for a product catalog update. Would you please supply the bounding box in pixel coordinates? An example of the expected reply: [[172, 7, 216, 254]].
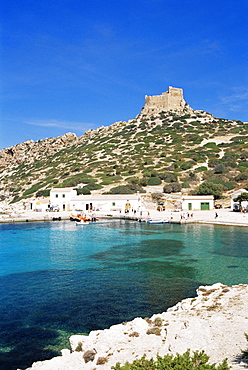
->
[[180, 212, 194, 220]]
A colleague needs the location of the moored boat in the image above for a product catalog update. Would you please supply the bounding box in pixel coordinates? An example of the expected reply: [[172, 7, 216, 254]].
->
[[71, 214, 98, 222], [146, 219, 169, 224], [75, 220, 90, 225]]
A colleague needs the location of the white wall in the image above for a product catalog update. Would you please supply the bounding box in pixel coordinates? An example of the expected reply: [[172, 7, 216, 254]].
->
[[182, 196, 214, 211], [230, 189, 248, 210], [70, 195, 143, 214], [50, 188, 77, 211]]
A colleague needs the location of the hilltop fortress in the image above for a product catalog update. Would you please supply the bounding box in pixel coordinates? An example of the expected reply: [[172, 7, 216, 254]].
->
[[141, 86, 192, 115]]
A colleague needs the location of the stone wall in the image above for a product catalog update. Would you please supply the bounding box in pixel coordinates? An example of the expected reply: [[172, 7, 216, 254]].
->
[[142, 86, 189, 115]]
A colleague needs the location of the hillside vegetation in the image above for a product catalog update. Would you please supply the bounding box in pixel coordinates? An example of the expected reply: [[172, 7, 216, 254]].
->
[[0, 107, 248, 206]]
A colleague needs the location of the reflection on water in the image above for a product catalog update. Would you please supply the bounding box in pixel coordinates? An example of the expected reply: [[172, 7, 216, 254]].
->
[[0, 220, 248, 370]]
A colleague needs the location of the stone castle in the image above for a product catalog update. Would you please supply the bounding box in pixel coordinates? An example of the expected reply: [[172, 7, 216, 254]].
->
[[141, 86, 190, 115]]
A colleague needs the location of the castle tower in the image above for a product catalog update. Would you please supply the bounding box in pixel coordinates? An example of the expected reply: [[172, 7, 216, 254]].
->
[[141, 86, 190, 115]]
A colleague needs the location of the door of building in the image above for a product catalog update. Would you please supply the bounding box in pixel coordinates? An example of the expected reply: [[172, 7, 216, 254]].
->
[[200, 202, 210, 210]]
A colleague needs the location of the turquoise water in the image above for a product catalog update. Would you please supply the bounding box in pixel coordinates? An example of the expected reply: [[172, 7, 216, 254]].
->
[[0, 220, 248, 370]]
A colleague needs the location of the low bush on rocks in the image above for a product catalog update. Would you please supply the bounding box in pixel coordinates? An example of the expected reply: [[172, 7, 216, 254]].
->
[[113, 350, 230, 369], [129, 331, 140, 337], [83, 349, 96, 363], [74, 342, 82, 352], [242, 333, 248, 359], [153, 317, 163, 327], [146, 327, 161, 336], [96, 356, 108, 365]]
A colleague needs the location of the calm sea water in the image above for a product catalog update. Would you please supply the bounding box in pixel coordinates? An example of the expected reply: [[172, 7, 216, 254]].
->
[[0, 219, 248, 370]]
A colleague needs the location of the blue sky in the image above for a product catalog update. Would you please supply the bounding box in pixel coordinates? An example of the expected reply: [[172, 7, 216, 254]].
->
[[1, 0, 248, 149]]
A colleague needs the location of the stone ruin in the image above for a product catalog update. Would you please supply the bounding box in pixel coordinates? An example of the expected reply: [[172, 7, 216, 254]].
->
[[141, 86, 192, 115]]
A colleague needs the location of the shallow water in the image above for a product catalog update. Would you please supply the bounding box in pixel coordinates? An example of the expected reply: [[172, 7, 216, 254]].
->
[[0, 220, 247, 370]]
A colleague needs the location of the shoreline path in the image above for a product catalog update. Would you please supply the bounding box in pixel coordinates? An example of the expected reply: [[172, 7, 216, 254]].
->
[[1, 208, 248, 227]]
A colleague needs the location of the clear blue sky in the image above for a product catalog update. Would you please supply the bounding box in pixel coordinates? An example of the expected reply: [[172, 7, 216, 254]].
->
[[1, 0, 248, 149]]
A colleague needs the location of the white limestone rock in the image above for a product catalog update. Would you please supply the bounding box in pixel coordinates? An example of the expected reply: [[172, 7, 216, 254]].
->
[[23, 283, 248, 370]]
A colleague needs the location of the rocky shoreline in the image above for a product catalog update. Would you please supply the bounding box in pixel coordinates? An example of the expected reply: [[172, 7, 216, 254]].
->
[[22, 283, 248, 370]]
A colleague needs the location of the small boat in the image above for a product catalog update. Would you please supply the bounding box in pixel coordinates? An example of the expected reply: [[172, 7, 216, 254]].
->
[[71, 214, 99, 222], [146, 219, 169, 224], [76, 221, 90, 225]]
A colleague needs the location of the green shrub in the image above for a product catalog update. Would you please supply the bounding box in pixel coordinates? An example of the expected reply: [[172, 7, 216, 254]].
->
[[160, 173, 178, 182], [235, 172, 248, 181], [234, 193, 248, 204], [84, 183, 102, 190], [76, 187, 91, 195], [61, 172, 70, 178], [151, 192, 164, 201], [126, 177, 140, 185], [10, 195, 22, 203], [239, 161, 248, 168], [213, 164, 227, 174], [147, 177, 162, 185], [242, 333, 248, 359], [182, 182, 190, 188], [208, 159, 219, 168], [36, 189, 50, 197], [60, 178, 79, 187], [163, 182, 181, 193], [195, 166, 208, 172], [208, 177, 237, 191], [155, 139, 164, 145], [100, 177, 122, 185], [60, 174, 95, 187], [113, 350, 229, 370], [135, 144, 144, 151], [196, 181, 223, 199], [23, 183, 44, 196], [180, 161, 195, 170], [108, 184, 145, 194], [139, 178, 148, 186], [203, 142, 218, 149]]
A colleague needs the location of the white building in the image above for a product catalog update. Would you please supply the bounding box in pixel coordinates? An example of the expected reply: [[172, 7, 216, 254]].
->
[[181, 195, 214, 211], [230, 189, 248, 211], [49, 188, 215, 214], [70, 194, 143, 214], [50, 188, 77, 211], [30, 199, 50, 212]]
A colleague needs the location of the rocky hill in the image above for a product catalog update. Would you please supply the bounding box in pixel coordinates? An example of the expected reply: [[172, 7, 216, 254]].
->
[[0, 87, 248, 208]]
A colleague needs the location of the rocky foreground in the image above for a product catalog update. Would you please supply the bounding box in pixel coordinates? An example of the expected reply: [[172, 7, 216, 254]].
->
[[23, 283, 248, 370]]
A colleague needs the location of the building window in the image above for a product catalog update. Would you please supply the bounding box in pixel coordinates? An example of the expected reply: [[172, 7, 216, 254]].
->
[[62, 194, 65, 198], [55, 194, 58, 198], [112, 202, 116, 206]]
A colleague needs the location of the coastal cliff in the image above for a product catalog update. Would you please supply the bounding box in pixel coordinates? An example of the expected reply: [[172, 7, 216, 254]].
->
[[23, 283, 248, 370]]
